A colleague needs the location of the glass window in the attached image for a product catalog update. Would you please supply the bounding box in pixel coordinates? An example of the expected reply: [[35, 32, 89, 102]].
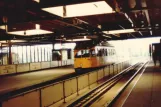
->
[[75, 49, 90, 58], [90, 49, 96, 57], [105, 49, 107, 56], [97, 49, 102, 57], [52, 51, 61, 60]]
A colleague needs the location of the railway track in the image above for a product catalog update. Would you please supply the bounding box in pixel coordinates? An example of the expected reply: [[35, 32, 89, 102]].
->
[[67, 61, 148, 107]]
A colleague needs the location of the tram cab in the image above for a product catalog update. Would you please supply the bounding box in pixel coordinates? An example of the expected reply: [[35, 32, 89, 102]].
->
[[74, 45, 117, 72]]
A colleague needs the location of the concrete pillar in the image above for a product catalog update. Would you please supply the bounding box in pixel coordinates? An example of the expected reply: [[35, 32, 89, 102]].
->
[[8, 41, 12, 64]]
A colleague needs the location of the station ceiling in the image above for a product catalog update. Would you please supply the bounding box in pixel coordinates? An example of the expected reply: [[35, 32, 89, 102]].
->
[[0, 0, 161, 44]]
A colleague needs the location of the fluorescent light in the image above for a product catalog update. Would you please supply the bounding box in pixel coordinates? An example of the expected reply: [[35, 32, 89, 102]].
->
[[42, 6, 64, 17], [0, 40, 26, 43], [98, 25, 102, 29], [103, 29, 135, 34], [66, 38, 91, 41], [34, 0, 40, 3], [8, 29, 53, 36], [36, 24, 40, 29], [54, 43, 76, 49], [0, 25, 5, 30], [11, 40, 27, 43], [42, 1, 115, 18], [7, 24, 53, 36], [102, 34, 111, 38]]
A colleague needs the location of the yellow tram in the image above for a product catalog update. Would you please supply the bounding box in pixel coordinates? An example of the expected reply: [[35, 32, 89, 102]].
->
[[74, 44, 117, 72]]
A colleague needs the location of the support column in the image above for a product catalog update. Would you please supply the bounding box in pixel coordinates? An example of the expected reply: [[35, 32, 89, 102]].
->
[[8, 41, 12, 64]]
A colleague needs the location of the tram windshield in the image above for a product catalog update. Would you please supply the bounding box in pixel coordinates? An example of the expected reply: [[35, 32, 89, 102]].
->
[[75, 49, 97, 58], [75, 49, 90, 58]]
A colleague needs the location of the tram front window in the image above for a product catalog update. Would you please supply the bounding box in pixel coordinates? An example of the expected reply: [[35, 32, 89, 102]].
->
[[75, 49, 90, 58]]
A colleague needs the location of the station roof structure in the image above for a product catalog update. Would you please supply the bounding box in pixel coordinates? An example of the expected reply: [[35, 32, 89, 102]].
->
[[0, 0, 160, 44]]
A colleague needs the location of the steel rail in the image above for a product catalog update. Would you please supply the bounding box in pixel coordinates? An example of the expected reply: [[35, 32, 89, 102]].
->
[[67, 62, 141, 107], [106, 61, 148, 107]]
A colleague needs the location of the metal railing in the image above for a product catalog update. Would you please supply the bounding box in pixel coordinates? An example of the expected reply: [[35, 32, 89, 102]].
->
[[0, 60, 131, 107]]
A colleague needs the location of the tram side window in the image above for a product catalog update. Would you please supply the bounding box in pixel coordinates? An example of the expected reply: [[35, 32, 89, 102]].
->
[[102, 49, 105, 56], [90, 49, 96, 57], [102, 49, 104, 56], [107, 49, 109, 56], [111, 49, 113, 56], [97, 49, 102, 56], [105, 49, 107, 56], [112, 49, 114, 55], [113, 50, 116, 55], [110, 49, 112, 56], [109, 49, 111, 56]]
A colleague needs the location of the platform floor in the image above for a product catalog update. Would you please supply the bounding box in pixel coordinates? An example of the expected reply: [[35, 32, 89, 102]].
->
[[0, 66, 75, 95], [121, 61, 161, 107]]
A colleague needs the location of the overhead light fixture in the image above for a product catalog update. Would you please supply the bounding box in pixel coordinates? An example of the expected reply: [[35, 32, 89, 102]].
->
[[34, 0, 40, 3], [7, 24, 53, 36], [54, 43, 76, 49], [156, 24, 159, 26], [42, 1, 115, 18], [8, 30, 53, 36], [11, 40, 27, 43], [102, 35, 111, 38], [0, 25, 6, 30], [66, 36, 91, 41], [98, 25, 102, 29], [66, 38, 91, 42], [103, 29, 135, 34], [35, 24, 40, 29], [0, 40, 26, 43]]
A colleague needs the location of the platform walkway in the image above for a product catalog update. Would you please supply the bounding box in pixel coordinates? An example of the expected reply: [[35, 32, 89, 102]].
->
[[0, 66, 74, 95], [120, 61, 161, 107]]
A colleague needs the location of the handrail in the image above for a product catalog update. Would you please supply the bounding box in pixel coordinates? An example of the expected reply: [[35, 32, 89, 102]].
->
[[0, 60, 131, 106]]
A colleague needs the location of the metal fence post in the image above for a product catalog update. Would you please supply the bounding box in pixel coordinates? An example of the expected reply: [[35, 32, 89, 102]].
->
[[63, 81, 66, 103], [76, 77, 79, 96], [39, 90, 42, 107], [97, 70, 99, 83], [103, 67, 105, 78], [88, 73, 90, 89], [113, 64, 114, 76], [109, 65, 111, 77]]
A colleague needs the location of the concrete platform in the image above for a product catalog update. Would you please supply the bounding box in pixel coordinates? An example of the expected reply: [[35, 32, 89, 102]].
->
[[0, 66, 75, 95], [122, 61, 161, 107]]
